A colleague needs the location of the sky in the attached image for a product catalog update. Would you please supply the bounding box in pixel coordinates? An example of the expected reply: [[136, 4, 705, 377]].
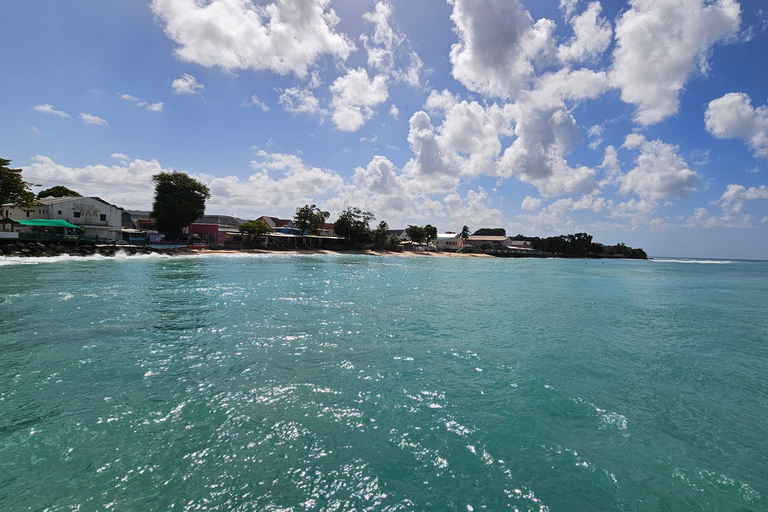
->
[[2, 0, 768, 259]]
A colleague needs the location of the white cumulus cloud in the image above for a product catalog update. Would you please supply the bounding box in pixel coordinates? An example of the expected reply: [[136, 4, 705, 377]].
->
[[705, 92, 768, 158], [329, 68, 388, 132], [448, 0, 556, 99], [172, 73, 205, 95], [557, 2, 613, 64], [618, 134, 699, 201], [151, 0, 354, 78], [610, 0, 741, 125]]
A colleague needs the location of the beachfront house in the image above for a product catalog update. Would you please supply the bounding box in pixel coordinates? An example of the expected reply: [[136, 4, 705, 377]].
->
[[387, 229, 408, 241], [257, 216, 301, 235], [2, 196, 126, 241], [435, 233, 464, 251], [507, 240, 535, 252], [189, 215, 244, 246], [465, 235, 514, 252]]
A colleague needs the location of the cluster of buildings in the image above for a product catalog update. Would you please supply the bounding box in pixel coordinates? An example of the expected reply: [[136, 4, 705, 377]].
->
[[1, 195, 536, 253], [0, 196, 340, 249]]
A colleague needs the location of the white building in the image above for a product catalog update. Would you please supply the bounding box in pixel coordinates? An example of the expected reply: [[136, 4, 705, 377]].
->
[[2, 196, 126, 241], [435, 233, 464, 251]]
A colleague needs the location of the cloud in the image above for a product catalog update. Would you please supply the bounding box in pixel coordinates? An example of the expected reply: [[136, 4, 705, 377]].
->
[[244, 95, 270, 111], [353, 155, 401, 195], [402, 111, 459, 193], [448, 0, 555, 99], [361, 1, 423, 86], [611, 0, 741, 125], [151, 0, 354, 78], [201, 150, 345, 213], [329, 68, 388, 131], [606, 198, 662, 229], [120, 93, 164, 112], [22, 152, 346, 217], [22, 155, 163, 208], [361, 1, 402, 74], [617, 134, 699, 201], [389, 104, 399, 119], [521, 195, 542, 211], [704, 92, 768, 158], [278, 86, 323, 116], [33, 104, 71, 118], [588, 124, 603, 149], [499, 91, 599, 197], [172, 73, 205, 95], [686, 183, 768, 228], [557, 2, 613, 64], [443, 187, 506, 229], [559, 0, 579, 20], [79, 113, 109, 126], [111, 153, 129, 160]]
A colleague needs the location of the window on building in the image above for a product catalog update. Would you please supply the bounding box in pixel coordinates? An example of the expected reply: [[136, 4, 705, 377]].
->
[[58, 211, 62, 215], [100, 214, 106, 221], [73, 212, 81, 218], [26, 211, 30, 217]]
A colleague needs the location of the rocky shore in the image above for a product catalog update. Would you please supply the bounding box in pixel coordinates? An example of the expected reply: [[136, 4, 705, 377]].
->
[[0, 242, 158, 258]]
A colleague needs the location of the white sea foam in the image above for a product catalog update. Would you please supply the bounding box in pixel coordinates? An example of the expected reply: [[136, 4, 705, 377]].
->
[[0, 251, 174, 266], [652, 258, 736, 264]]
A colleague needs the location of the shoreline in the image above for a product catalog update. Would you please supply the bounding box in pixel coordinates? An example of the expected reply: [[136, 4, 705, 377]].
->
[[0, 241, 496, 260], [0, 240, 648, 260]]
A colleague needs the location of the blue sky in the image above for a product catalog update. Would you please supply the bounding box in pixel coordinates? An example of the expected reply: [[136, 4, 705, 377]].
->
[[2, 0, 768, 258]]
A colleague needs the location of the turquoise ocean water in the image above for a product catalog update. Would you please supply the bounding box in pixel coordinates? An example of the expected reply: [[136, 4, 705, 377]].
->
[[1, 253, 767, 511]]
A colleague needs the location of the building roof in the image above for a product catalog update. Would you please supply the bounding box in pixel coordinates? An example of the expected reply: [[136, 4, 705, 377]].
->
[[15, 219, 82, 229], [466, 235, 509, 241], [38, 196, 125, 211], [437, 233, 461, 240], [192, 215, 243, 227], [257, 216, 295, 228]]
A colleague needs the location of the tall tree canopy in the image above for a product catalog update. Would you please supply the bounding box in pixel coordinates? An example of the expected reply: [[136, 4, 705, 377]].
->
[[406, 225, 426, 244], [239, 219, 272, 236], [460, 225, 471, 240], [372, 220, 390, 250], [423, 224, 438, 243], [473, 228, 506, 237], [0, 158, 36, 207], [239, 219, 272, 247], [150, 171, 211, 233], [294, 204, 329, 235], [334, 207, 374, 246], [37, 185, 82, 198]]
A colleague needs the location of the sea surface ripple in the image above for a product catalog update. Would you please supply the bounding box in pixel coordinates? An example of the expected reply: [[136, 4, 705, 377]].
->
[[1, 254, 767, 511]]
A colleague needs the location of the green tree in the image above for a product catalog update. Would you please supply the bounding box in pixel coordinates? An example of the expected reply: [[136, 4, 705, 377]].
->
[[294, 204, 330, 236], [334, 207, 375, 247], [473, 227, 506, 237], [460, 225, 470, 240], [239, 219, 273, 247], [406, 225, 426, 244], [372, 220, 390, 250], [150, 171, 211, 233], [37, 185, 82, 198], [0, 158, 36, 207], [423, 224, 438, 243]]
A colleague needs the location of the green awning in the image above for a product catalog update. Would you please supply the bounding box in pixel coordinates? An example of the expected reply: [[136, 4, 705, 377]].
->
[[15, 219, 82, 229]]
